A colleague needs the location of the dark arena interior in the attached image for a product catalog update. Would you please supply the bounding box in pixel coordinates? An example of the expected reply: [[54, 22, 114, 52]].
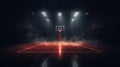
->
[[0, 0, 120, 67]]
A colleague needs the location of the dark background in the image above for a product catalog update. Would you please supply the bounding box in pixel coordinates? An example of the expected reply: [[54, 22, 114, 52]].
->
[[0, 0, 120, 46], [0, 0, 120, 67]]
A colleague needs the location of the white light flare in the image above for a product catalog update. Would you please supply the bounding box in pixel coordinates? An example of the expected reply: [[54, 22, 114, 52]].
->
[[71, 11, 80, 22], [58, 12, 62, 17], [41, 11, 47, 17], [41, 11, 50, 22], [73, 12, 80, 17]]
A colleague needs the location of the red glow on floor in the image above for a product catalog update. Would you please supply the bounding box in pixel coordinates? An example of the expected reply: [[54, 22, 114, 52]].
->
[[15, 41, 102, 58], [58, 33, 62, 58], [59, 43, 62, 57]]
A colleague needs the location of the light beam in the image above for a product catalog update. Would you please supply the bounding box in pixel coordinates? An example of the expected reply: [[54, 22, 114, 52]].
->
[[46, 18, 50, 22]]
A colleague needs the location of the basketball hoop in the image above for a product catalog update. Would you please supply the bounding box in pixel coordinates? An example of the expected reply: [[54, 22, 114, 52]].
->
[[56, 26, 64, 32]]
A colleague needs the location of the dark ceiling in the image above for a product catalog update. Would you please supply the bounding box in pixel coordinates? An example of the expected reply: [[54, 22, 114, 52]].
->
[[0, 0, 120, 46]]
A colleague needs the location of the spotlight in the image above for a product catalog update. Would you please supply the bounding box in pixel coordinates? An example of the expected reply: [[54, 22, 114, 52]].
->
[[71, 11, 80, 22], [58, 12, 62, 17], [41, 11, 47, 17], [73, 12, 80, 17]]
